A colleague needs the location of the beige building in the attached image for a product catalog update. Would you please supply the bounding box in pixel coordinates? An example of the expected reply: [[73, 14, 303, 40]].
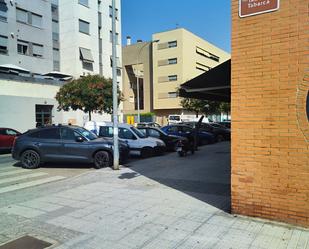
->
[[122, 28, 230, 124], [152, 28, 230, 123], [122, 41, 153, 121]]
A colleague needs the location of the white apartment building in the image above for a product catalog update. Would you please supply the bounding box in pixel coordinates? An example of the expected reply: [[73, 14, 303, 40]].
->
[[59, 0, 122, 79], [0, 0, 55, 73], [0, 0, 122, 131]]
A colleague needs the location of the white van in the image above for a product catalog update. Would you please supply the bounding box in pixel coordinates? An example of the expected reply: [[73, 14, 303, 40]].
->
[[84, 121, 166, 158], [167, 115, 182, 124]]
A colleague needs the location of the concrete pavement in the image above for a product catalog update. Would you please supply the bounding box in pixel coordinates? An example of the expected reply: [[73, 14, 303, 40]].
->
[[0, 142, 308, 249]]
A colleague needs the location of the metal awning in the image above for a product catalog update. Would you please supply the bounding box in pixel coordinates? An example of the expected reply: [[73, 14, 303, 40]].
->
[[179, 59, 231, 102], [42, 71, 72, 79], [0, 64, 30, 73], [80, 48, 94, 63]]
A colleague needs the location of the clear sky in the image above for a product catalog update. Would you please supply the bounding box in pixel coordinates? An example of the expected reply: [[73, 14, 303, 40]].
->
[[121, 0, 231, 53]]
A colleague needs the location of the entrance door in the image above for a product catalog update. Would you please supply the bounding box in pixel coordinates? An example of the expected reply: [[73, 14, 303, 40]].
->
[[36, 105, 53, 127]]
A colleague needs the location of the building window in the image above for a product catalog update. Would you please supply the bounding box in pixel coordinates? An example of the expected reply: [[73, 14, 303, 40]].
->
[[110, 56, 121, 68], [116, 68, 121, 76], [168, 41, 177, 48], [32, 43, 43, 57], [168, 75, 177, 81], [0, 1, 8, 22], [51, 4, 58, 21], [109, 31, 119, 44], [35, 105, 53, 127], [168, 92, 177, 98], [79, 19, 90, 35], [0, 35, 8, 55], [109, 5, 118, 19], [17, 40, 29, 55], [78, 0, 89, 7], [17, 39, 44, 58], [53, 60, 60, 71], [196, 46, 220, 62], [16, 8, 28, 23], [52, 20, 59, 34], [16, 8, 42, 28], [31, 13, 42, 28], [168, 58, 177, 65], [80, 47, 94, 63]]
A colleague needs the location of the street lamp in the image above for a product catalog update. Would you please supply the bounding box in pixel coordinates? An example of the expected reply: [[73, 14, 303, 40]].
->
[[136, 39, 159, 123]]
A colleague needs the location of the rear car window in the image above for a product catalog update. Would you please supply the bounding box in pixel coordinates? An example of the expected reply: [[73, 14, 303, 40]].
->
[[99, 126, 113, 137], [29, 128, 60, 139]]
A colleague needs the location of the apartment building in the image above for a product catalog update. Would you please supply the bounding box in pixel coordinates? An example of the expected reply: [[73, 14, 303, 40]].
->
[[59, 0, 122, 79], [122, 40, 154, 121], [152, 28, 230, 122], [0, 0, 55, 73], [0, 0, 122, 130], [122, 28, 230, 124]]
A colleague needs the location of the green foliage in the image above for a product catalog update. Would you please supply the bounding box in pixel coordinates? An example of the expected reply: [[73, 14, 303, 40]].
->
[[180, 98, 222, 116], [219, 102, 230, 114], [55, 75, 122, 120]]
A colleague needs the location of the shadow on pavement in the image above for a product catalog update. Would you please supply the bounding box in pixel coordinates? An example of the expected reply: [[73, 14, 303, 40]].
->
[[121, 142, 231, 213]]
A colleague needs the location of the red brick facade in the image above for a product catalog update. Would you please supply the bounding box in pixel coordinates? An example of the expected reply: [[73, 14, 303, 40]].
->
[[231, 0, 309, 227]]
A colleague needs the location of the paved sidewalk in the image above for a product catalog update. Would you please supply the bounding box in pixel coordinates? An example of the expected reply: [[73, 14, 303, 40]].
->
[[0, 143, 308, 249]]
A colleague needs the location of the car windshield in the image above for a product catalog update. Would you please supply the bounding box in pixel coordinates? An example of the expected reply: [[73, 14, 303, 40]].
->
[[74, 127, 98, 140], [131, 126, 146, 138]]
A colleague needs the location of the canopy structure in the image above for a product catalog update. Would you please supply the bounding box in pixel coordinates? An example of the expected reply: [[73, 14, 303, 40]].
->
[[0, 64, 30, 74], [42, 71, 72, 80], [179, 59, 231, 102]]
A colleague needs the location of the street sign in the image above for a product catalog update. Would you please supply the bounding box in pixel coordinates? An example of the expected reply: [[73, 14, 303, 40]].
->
[[239, 0, 280, 18]]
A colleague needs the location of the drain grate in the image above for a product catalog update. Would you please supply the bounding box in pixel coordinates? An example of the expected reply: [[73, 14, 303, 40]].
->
[[0, 235, 52, 249]]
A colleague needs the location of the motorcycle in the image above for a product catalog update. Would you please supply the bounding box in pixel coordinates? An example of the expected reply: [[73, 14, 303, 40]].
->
[[175, 138, 195, 157]]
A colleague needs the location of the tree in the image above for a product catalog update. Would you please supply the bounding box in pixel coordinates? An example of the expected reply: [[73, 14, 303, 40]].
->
[[55, 75, 122, 121], [219, 102, 231, 120], [180, 98, 222, 117]]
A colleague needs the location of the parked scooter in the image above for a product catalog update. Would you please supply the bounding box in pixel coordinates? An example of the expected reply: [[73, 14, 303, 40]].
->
[[175, 138, 194, 157], [175, 115, 204, 157]]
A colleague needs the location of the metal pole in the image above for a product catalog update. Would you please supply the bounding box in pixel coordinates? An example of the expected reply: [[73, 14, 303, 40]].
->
[[112, 0, 119, 170]]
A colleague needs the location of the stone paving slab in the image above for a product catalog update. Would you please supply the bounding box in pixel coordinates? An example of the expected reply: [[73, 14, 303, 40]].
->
[[0, 142, 308, 249]]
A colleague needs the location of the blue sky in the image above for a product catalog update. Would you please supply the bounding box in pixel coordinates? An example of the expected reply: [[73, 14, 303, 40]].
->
[[121, 0, 231, 53]]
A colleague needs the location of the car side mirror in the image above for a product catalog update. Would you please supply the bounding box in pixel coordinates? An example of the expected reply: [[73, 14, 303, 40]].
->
[[76, 136, 84, 142]]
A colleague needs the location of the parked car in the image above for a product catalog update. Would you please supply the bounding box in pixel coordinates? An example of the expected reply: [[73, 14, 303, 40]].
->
[[85, 121, 166, 158], [161, 124, 216, 145], [184, 122, 230, 142], [12, 125, 129, 169], [136, 122, 161, 128], [137, 126, 188, 151], [0, 128, 21, 152], [217, 121, 231, 129]]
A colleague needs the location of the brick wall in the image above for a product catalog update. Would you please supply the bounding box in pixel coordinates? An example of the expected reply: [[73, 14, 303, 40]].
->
[[231, 0, 309, 227]]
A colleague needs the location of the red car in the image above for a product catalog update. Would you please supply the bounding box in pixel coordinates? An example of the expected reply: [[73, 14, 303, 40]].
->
[[0, 128, 21, 152]]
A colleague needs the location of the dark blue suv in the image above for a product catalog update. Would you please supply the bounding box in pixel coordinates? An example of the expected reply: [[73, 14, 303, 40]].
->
[[12, 125, 129, 169]]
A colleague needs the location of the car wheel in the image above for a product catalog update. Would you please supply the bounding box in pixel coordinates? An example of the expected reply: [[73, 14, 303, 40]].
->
[[217, 134, 224, 142], [141, 147, 153, 158], [21, 150, 40, 169], [94, 151, 110, 169]]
